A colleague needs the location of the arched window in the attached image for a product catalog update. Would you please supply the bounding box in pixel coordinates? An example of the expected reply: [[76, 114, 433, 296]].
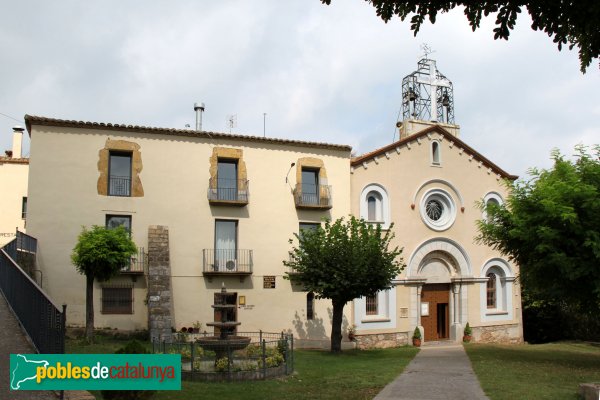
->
[[367, 192, 382, 221], [432, 141, 441, 165], [307, 292, 314, 320], [486, 273, 497, 309], [360, 184, 390, 229], [482, 192, 504, 221]]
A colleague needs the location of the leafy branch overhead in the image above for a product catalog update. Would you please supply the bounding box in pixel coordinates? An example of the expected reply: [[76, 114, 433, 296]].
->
[[320, 1, 600, 73]]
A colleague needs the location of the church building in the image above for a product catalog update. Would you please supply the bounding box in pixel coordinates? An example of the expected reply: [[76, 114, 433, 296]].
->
[[20, 57, 523, 347]]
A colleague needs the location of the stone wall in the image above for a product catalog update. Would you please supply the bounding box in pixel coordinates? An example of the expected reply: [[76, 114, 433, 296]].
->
[[355, 332, 409, 349], [472, 324, 523, 344], [147, 225, 173, 342]]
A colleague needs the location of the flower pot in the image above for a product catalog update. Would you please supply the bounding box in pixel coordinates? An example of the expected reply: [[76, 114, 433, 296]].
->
[[463, 335, 472, 343], [348, 333, 355, 341], [412, 338, 421, 347]]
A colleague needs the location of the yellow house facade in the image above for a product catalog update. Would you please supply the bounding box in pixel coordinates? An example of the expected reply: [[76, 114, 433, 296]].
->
[[24, 115, 353, 347], [0, 126, 29, 246]]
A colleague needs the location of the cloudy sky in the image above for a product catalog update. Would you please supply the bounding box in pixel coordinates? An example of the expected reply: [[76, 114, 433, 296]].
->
[[1, 1, 598, 178]]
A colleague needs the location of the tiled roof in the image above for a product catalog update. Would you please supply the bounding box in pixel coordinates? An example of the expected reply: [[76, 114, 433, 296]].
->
[[0, 157, 29, 165], [351, 125, 518, 180], [24, 115, 353, 152]]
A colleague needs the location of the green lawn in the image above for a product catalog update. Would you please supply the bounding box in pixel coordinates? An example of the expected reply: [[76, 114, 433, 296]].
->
[[67, 336, 418, 400], [465, 342, 600, 400]]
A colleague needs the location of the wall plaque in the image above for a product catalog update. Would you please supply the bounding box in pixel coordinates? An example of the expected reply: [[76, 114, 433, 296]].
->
[[263, 276, 276, 289]]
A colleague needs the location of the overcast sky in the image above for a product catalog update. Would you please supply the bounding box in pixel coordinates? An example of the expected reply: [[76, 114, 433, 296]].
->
[[1, 1, 598, 178]]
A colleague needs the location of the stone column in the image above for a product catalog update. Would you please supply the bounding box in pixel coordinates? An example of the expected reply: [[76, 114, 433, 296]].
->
[[147, 225, 173, 343], [416, 284, 424, 341], [450, 282, 463, 342]]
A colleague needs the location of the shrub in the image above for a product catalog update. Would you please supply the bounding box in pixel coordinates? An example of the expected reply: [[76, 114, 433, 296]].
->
[[101, 340, 155, 400]]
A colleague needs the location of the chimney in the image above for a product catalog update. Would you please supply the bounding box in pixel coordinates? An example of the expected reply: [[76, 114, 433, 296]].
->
[[12, 125, 24, 159]]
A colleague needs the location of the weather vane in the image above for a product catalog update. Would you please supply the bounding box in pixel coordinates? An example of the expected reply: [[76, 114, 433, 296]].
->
[[420, 43, 434, 59]]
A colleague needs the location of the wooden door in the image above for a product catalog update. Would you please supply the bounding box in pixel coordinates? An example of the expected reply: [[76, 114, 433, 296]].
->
[[421, 284, 450, 341]]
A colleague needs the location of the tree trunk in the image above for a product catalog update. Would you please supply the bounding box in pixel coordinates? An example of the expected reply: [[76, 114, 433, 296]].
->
[[330, 299, 345, 353], [85, 275, 94, 342]]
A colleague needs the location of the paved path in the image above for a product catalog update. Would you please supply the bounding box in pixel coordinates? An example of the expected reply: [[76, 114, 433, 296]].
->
[[0, 294, 57, 399], [374, 342, 489, 400]]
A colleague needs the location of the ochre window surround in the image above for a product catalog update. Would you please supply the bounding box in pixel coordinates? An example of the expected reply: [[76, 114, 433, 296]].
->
[[97, 139, 144, 197]]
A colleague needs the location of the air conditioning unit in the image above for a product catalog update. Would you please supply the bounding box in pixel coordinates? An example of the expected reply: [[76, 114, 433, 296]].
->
[[225, 259, 237, 271]]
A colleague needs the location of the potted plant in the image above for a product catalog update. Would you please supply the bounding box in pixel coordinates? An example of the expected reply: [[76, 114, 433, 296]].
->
[[192, 321, 202, 334], [463, 322, 473, 343], [412, 326, 422, 347], [347, 324, 357, 341]]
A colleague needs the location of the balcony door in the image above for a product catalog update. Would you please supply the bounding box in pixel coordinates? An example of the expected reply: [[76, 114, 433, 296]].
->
[[301, 168, 319, 205], [217, 160, 238, 201], [215, 220, 237, 271]]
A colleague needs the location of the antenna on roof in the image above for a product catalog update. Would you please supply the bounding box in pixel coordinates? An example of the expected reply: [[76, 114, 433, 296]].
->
[[226, 114, 237, 134]]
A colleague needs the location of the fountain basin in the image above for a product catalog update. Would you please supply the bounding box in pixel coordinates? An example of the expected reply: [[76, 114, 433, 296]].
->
[[196, 336, 251, 351]]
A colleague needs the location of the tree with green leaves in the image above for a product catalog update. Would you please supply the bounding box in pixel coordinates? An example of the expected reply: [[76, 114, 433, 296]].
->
[[477, 145, 600, 313], [320, 1, 599, 73], [284, 216, 404, 352], [71, 226, 137, 341]]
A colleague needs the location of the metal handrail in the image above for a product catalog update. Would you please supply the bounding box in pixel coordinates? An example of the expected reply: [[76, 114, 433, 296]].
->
[[109, 175, 131, 197], [0, 241, 65, 354], [202, 249, 253, 273], [293, 183, 332, 207], [207, 178, 249, 202]]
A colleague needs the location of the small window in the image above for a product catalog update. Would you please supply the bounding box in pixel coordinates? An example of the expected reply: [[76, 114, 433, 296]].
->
[[299, 222, 320, 235], [106, 215, 132, 234], [101, 287, 133, 314], [301, 168, 319, 205], [432, 141, 441, 165], [307, 292, 314, 320], [486, 273, 497, 309], [21, 197, 27, 219], [108, 152, 132, 197], [365, 295, 378, 315], [217, 159, 238, 201]]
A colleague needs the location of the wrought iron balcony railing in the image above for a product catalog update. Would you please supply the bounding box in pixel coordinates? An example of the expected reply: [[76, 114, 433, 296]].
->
[[293, 183, 332, 209], [207, 178, 249, 206], [121, 247, 147, 274], [109, 175, 131, 197], [202, 249, 253, 277]]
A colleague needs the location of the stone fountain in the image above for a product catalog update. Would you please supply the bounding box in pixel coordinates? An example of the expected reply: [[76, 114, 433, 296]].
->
[[196, 284, 251, 361]]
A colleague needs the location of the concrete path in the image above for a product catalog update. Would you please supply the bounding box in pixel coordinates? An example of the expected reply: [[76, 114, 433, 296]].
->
[[374, 342, 489, 400]]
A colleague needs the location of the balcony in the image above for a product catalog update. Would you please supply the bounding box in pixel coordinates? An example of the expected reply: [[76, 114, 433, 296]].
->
[[202, 249, 253, 281], [121, 247, 146, 275], [207, 178, 249, 206], [109, 175, 131, 197], [293, 183, 332, 210]]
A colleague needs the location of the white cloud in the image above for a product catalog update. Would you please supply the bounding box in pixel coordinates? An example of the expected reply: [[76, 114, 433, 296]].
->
[[0, 1, 597, 177]]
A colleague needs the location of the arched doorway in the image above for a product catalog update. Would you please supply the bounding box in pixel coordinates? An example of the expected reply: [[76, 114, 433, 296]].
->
[[406, 239, 471, 342]]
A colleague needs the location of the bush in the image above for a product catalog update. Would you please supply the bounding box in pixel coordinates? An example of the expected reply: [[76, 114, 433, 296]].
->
[[101, 340, 155, 400]]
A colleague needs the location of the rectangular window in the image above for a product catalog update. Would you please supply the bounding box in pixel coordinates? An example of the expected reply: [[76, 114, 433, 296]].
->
[[101, 287, 133, 314], [106, 215, 132, 234], [365, 295, 378, 315], [21, 197, 27, 219], [217, 159, 238, 201], [299, 222, 320, 235], [301, 168, 319, 205], [214, 220, 237, 271], [307, 292, 314, 320], [108, 152, 132, 197]]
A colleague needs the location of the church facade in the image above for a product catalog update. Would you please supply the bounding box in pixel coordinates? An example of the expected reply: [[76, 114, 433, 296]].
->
[[21, 57, 523, 346], [350, 120, 522, 346]]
